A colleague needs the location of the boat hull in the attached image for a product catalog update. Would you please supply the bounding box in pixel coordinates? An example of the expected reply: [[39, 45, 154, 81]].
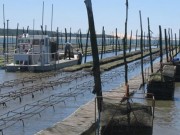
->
[[5, 59, 78, 72]]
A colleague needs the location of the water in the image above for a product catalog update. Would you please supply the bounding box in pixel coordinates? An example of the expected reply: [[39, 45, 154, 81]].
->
[[0, 52, 179, 135], [0, 51, 150, 135], [152, 83, 180, 135]]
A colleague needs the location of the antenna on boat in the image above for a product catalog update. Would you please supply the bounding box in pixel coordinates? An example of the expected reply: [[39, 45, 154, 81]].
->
[[41, 25, 44, 35], [32, 19, 35, 50], [16, 23, 19, 48], [27, 26, 29, 34], [3, 4, 6, 54], [42, 1, 44, 35], [33, 19, 35, 38], [51, 4, 53, 36]]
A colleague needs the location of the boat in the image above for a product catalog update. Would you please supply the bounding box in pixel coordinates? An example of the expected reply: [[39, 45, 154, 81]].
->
[[5, 34, 82, 72]]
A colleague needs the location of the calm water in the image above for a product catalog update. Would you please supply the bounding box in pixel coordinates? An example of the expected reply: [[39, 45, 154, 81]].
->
[[152, 82, 180, 135]]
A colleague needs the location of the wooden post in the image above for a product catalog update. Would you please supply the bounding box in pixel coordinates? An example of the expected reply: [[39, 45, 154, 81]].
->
[[84, 29, 89, 63], [168, 29, 172, 61], [118, 37, 121, 51], [56, 28, 59, 50], [69, 27, 72, 43], [175, 33, 177, 55], [139, 11, 145, 85], [171, 29, 174, 57], [84, 0, 102, 112], [147, 18, 153, 73], [103, 29, 106, 53], [115, 28, 118, 55], [135, 30, 138, 51], [123, 0, 129, 97], [80, 30, 84, 54], [65, 28, 67, 43], [60, 31, 63, 50], [101, 26, 104, 59], [6, 19, 9, 63], [129, 30, 132, 52], [164, 29, 169, 62], [144, 32, 146, 50], [159, 25, 163, 70], [112, 32, 114, 52]]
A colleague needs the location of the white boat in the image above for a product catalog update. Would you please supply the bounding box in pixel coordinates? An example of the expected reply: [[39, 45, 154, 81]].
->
[[5, 34, 82, 72]]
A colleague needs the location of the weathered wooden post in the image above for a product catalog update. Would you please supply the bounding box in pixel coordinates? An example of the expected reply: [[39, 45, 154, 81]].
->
[[80, 29, 84, 54], [118, 37, 121, 51], [56, 27, 59, 50], [84, 29, 90, 63], [129, 30, 132, 52], [112, 32, 114, 52], [144, 32, 146, 50], [103, 29, 106, 53], [148, 17, 153, 73], [65, 28, 67, 43], [175, 33, 177, 55], [139, 11, 145, 85], [135, 30, 138, 51], [6, 19, 9, 63], [115, 28, 118, 55], [168, 29, 172, 61], [69, 27, 72, 43], [159, 25, 163, 70], [84, 0, 102, 113], [101, 26, 104, 59], [171, 29, 174, 57], [123, 0, 129, 97], [164, 29, 169, 62], [60, 31, 63, 50]]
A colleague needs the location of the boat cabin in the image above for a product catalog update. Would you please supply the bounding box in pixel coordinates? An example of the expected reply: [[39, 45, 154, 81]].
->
[[14, 34, 51, 65]]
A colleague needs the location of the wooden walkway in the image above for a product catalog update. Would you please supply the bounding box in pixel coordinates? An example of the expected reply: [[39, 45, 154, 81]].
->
[[36, 61, 162, 135]]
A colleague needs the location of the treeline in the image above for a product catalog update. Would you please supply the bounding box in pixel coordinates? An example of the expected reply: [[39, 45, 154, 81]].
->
[[0, 28, 112, 38]]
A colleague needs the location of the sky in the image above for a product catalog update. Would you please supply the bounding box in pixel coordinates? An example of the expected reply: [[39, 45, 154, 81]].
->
[[0, 0, 180, 38]]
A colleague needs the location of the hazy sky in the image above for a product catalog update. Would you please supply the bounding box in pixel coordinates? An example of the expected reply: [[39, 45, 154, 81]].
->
[[0, 0, 180, 37]]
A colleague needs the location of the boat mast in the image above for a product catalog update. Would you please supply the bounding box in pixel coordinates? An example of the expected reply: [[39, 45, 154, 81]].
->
[[51, 4, 53, 37], [3, 4, 6, 55], [40, 1, 45, 67]]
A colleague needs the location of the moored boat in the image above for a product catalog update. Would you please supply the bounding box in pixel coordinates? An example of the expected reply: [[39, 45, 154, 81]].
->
[[5, 34, 82, 72]]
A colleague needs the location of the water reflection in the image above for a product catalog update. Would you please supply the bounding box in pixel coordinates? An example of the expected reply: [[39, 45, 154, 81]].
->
[[153, 83, 180, 135]]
